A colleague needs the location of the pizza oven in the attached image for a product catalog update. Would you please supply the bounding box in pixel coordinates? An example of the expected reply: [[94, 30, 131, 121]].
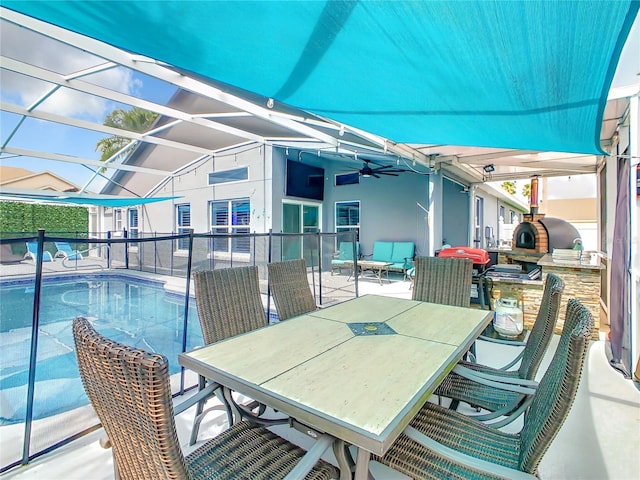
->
[[511, 177, 581, 255]]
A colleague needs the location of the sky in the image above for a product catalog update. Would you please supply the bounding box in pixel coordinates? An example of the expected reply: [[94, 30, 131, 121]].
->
[[0, 12, 638, 196]]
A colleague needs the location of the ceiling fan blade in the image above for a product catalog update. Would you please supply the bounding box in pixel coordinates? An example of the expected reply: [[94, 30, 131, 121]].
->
[[379, 172, 399, 176], [363, 158, 386, 168], [373, 173, 381, 178], [374, 166, 406, 173]]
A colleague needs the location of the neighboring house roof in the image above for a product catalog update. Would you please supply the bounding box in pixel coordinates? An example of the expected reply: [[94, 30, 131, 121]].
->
[[0, 166, 81, 192], [0, 166, 34, 182]]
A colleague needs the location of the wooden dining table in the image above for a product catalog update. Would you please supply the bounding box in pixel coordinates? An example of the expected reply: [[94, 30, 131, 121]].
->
[[179, 294, 492, 479]]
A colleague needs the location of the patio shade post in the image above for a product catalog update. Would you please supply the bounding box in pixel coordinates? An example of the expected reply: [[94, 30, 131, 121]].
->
[[179, 228, 195, 394], [123, 228, 128, 269], [252, 231, 256, 267], [106, 230, 111, 269], [267, 228, 273, 321], [316, 231, 322, 306], [153, 231, 157, 274], [351, 229, 359, 298], [22, 228, 46, 464]]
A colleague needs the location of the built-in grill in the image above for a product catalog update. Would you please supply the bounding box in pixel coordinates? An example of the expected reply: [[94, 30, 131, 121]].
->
[[511, 176, 581, 255]]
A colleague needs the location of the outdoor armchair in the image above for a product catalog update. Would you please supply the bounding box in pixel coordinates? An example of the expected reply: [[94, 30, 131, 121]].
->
[[331, 241, 359, 275], [24, 241, 53, 262], [191, 266, 269, 444], [268, 259, 318, 321], [54, 241, 83, 260], [373, 298, 594, 479], [434, 273, 565, 426], [72, 317, 339, 480], [411, 256, 473, 307]]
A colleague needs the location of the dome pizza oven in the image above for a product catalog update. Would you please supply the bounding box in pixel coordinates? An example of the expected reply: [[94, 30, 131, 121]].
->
[[511, 177, 581, 255], [512, 215, 581, 253]]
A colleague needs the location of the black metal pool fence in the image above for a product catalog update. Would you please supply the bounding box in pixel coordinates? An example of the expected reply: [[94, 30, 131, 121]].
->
[[0, 228, 358, 472]]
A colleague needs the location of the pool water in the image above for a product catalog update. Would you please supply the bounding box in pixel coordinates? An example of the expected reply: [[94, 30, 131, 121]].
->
[[0, 274, 203, 425]]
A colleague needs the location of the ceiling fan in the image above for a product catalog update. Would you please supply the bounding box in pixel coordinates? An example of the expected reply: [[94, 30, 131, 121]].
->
[[358, 159, 406, 178]]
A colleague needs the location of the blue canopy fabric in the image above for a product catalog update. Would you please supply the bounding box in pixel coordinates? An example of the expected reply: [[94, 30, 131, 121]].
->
[[0, 189, 180, 207], [5, 1, 638, 155]]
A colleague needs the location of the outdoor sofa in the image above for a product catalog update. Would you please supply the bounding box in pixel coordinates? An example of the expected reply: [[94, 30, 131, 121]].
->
[[364, 241, 415, 276]]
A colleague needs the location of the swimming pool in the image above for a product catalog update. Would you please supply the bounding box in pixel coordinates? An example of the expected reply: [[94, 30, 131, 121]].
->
[[0, 273, 204, 425]]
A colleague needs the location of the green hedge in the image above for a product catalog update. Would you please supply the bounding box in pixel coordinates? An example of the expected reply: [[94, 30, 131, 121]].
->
[[0, 202, 88, 253]]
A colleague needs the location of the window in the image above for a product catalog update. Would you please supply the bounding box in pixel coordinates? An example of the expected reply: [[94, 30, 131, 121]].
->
[[335, 201, 360, 241], [176, 204, 191, 251], [114, 208, 123, 232], [208, 167, 248, 185], [499, 205, 505, 222], [128, 208, 139, 236], [474, 196, 484, 248], [210, 198, 250, 254], [128, 208, 139, 247], [335, 172, 360, 186]]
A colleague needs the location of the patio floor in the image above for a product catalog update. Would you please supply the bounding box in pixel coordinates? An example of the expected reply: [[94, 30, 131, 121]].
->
[[1, 272, 638, 479]]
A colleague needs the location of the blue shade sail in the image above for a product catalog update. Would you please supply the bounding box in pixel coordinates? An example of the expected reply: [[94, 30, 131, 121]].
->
[[0, 189, 180, 207], [3, 1, 638, 154]]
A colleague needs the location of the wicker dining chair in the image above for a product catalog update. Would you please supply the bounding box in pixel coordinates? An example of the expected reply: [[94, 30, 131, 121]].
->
[[72, 317, 339, 480], [193, 266, 267, 344], [190, 266, 268, 444], [411, 256, 473, 307], [434, 273, 565, 426], [374, 298, 594, 479], [268, 259, 318, 321]]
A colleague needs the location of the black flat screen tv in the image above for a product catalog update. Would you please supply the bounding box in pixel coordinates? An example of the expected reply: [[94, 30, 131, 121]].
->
[[286, 159, 325, 201]]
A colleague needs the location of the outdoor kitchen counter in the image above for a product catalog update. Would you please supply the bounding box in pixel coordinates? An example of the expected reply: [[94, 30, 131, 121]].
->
[[536, 252, 605, 270], [487, 253, 603, 338]]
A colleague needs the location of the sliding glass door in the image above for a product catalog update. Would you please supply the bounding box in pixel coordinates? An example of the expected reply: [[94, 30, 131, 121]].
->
[[282, 201, 321, 263]]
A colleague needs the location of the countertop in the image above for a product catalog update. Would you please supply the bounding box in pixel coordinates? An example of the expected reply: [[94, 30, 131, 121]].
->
[[537, 252, 604, 270]]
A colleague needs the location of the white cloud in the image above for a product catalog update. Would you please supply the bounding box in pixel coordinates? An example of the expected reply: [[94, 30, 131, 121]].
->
[[1, 20, 140, 122]]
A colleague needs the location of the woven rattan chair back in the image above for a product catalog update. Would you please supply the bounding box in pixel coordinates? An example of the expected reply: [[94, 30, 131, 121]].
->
[[518, 298, 594, 473], [517, 273, 565, 380], [411, 256, 473, 307], [73, 317, 191, 479], [268, 258, 317, 321], [193, 266, 266, 344]]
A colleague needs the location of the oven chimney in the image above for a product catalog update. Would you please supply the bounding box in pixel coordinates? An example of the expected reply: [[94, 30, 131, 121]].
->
[[529, 176, 539, 215]]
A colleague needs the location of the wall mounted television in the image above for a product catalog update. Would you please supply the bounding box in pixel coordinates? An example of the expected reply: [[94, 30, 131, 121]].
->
[[286, 159, 325, 201]]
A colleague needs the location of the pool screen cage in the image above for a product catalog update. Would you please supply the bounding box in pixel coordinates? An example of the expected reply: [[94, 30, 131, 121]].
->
[[0, 228, 360, 472]]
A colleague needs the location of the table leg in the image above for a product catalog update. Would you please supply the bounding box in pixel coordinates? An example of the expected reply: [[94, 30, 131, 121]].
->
[[222, 386, 242, 424], [373, 267, 383, 286], [332, 440, 355, 480], [354, 448, 372, 480]]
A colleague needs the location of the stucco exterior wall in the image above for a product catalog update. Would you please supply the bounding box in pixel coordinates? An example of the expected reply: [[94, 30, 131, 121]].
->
[[144, 144, 272, 234], [441, 176, 470, 247]]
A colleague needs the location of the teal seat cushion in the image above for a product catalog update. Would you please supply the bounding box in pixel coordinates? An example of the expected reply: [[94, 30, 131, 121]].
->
[[391, 242, 415, 264], [337, 241, 358, 261], [372, 242, 393, 262]]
